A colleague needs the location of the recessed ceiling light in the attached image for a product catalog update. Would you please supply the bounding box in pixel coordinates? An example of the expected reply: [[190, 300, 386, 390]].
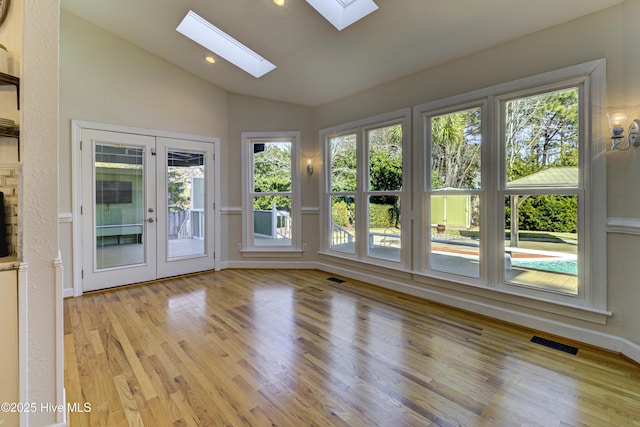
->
[[305, 0, 378, 31], [177, 10, 277, 78], [273, 0, 286, 6], [205, 55, 216, 64]]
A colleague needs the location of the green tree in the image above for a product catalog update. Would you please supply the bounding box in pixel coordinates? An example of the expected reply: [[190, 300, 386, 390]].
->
[[506, 88, 578, 181], [330, 134, 357, 192], [369, 124, 403, 192], [168, 169, 189, 211], [431, 108, 481, 189], [252, 143, 292, 211], [505, 88, 579, 233]]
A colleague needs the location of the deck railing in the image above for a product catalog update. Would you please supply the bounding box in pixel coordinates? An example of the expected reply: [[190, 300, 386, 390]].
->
[[331, 222, 354, 246]]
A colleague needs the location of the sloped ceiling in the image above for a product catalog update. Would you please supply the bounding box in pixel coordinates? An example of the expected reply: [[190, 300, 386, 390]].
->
[[61, 0, 621, 107]]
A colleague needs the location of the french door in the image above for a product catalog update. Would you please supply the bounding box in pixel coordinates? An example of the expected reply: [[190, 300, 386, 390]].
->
[[81, 129, 215, 292]]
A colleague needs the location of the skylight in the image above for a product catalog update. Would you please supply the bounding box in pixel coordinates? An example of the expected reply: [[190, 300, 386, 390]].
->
[[305, 0, 378, 31], [176, 10, 277, 78]]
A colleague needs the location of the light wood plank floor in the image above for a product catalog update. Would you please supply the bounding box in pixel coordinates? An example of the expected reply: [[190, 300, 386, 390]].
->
[[64, 269, 640, 426]]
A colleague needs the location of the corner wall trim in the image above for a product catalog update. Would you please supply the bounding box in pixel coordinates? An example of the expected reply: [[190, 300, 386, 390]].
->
[[54, 253, 65, 424]]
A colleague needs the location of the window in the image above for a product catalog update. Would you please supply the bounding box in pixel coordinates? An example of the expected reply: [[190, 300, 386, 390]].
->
[[322, 109, 410, 266], [502, 88, 580, 295], [427, 106, 483, 278], [328, 132, 357, 254], [320, 61, 605, 314], [242, 132, 301, 252], [415, 60, 606, 311]]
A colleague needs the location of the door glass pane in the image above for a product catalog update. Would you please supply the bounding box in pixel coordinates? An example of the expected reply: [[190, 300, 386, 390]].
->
[[253, 195, 292, 246], [505, 194, 578, 295], [330, 196, 356, 254], [367, 195, 401, 261], [429, 194, 480, 278], [431, 107, 481, 190], [167, 151, 205, 259], [368, 124, 402, 191], [94, 144, 145, 269]]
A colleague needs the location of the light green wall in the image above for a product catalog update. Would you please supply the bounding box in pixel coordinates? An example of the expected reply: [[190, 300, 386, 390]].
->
[[430, 194, 470, 228]]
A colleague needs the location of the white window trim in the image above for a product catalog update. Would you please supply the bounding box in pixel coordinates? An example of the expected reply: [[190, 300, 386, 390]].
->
[[319, 108, 412, 268], [415, 100, 488, 286], [413, 59, 607, 312], [241, 131, 302, 254]]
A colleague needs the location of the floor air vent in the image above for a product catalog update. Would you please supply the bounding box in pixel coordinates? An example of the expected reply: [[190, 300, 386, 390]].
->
[[327, 277, 345, 283], [531, 336, 578, 355]]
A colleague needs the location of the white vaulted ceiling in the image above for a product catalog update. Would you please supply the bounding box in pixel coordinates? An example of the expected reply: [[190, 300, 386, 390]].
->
[[61, 0, 621, 107]]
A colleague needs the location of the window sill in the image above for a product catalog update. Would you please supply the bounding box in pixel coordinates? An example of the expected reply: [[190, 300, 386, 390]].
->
[[411, 271, 612, 325], [316, 251, 611, 325]]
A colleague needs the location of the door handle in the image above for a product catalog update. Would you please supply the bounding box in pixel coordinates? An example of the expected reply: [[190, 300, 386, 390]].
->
[[146, 218, 155, 223]]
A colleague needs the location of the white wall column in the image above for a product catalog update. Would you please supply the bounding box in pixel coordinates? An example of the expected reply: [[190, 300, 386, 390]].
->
[[22, 0, 62, 425]]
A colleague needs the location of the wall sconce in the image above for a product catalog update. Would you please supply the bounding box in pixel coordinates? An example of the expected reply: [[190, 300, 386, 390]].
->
[[306, 160, 314, 176], [607, 111, 640, 151]]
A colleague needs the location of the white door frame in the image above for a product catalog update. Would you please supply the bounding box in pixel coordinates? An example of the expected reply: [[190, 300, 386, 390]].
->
[[81, 129, 158, 291], [155, 137, 216, 279], [71, 120, 221, 296]]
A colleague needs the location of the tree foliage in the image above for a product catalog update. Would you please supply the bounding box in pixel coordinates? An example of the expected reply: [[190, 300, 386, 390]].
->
[[505, 88, 579, 232], [268, 88, 581, 235], [329, 134, 357, 192], [506, 89, 578, 181], [431, 108, 481, 189], [506, 195, 577, 233], [168, 165, 204, 212], [252, 143, 292, 211]]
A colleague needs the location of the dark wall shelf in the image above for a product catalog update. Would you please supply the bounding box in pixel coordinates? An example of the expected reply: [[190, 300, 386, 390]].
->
[[0, 72, 19, 110], [0, 128, 18, 138], [0, 72, 19, 159]]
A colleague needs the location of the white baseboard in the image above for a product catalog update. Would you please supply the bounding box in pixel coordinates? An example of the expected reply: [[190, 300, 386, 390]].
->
[[219, 260, 319, 270], [63, 288, 74, 298], [617, 337, 640, 363]]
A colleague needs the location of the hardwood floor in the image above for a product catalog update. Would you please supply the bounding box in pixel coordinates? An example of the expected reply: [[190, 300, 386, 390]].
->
[[64, 269, 640, 426]]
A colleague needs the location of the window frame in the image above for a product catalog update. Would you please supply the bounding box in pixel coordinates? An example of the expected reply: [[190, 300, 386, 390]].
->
[[241, 131, 302, 253], [421, 101, 488, 284], [413, 59, 607, 311], [320, 108, 412, 268], [495, 84, 584, 302]]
